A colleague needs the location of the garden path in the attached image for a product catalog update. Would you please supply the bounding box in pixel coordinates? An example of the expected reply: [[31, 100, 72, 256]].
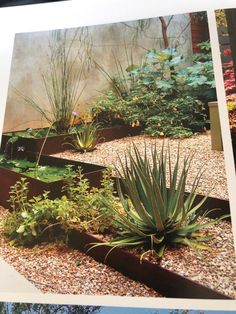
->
[[54, 132, 228, 200]]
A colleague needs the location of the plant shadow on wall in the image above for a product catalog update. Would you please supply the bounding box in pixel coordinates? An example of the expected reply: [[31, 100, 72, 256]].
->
[[13, 28, 91, 135], [91, 40, 216, 139]]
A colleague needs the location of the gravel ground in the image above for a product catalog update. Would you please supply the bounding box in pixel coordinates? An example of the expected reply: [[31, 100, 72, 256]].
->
[[0, 207, 235, 298], [53, 132, 228, 200], [0, 133, 234, 298], [98, 218, 236, 299], [158, 219, 236, 298], [0, 208, 160, 297]]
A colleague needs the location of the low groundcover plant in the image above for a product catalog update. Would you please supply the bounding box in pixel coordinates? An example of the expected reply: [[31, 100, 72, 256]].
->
[[91, 143, 228, 260], [2, 167, 116, 246]]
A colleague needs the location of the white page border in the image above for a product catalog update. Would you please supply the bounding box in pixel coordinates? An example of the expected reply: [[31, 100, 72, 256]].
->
[[0, 0, 236, 310]]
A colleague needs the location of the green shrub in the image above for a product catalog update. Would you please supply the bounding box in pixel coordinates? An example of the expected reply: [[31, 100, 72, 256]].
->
[[3, 168, 117, 246], [91, 91, 127, 127], [4, 178, 78, 246], [178, 41, 216, 103], [62, 166, 117, 233], [90, 41, 214, 137], [145, 96, 207, 138]]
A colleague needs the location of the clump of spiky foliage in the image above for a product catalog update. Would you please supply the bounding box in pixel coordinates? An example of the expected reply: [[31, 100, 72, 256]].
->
[[70, 123, 102, 152], [91, 143, 228, 260]]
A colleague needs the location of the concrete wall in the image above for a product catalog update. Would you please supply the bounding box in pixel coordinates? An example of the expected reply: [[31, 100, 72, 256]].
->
[[4, 13, 193, 132]]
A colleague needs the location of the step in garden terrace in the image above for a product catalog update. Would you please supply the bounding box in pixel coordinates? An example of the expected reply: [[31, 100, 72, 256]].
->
[[65, 174, 232, 299], [68, 227, 232, 299], [1, 125, 142, 156], [0, 202, 234, 298], [0, 153, 105, 208]]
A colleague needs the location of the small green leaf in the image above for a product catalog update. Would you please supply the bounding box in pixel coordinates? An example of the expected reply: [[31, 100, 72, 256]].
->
[[16, 225, 25, 233]]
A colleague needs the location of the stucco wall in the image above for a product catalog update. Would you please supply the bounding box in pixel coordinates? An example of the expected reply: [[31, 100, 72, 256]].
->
[[4, 13, 193, 132]]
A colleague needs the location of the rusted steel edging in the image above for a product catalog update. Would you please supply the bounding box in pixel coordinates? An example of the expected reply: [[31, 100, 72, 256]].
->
[[0, 154, 105, 208], [1, 125, 142, 155], [68, 231, 231, 299]]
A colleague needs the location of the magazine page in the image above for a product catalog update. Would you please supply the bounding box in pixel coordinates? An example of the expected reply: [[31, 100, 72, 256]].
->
[[0, 0, 235, 312]]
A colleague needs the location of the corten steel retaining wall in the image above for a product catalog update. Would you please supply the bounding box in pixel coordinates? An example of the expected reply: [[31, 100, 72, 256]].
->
[[0, 154, 105, 208]]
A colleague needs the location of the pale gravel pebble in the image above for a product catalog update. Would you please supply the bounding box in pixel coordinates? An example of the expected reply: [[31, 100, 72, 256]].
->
[[0, 208, 235, 298], [159, 219, 236, 298], [118, 218, 236, 299], [53, 132, 228, 200], [0, 208, 160, 297], [0, 133, 235, 298]]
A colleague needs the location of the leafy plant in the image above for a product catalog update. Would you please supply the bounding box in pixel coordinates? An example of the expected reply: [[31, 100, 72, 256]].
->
[[4, 178, 78, 246], [144, 96, 207, 138], [91, 143, 228, 259], [177, 41, 216, 103], [62, 166, 117, 233], [0, 154, 73, 182], [91, 90, 127, 127], [8, 178, 30, 213], [3, 168, 116, 246], [69, 122, 102, 152], [91, 43, 212, 137]]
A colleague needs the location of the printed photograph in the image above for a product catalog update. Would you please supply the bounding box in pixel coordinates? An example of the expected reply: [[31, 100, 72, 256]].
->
[[0, 304, 235, 314], [0, 10, 235, 299], [215, 8, 236, 165]]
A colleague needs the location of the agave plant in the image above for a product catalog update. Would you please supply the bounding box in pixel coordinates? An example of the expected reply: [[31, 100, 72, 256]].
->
[[70, 122, 102, 153], [91, 143, 228, 260]]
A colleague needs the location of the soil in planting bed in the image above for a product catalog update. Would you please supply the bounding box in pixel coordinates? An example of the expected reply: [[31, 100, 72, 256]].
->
[[53, 132, 228, 201], [0, 207, 160, 297]]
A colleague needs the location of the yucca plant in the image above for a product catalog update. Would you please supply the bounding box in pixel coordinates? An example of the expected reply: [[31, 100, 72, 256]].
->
[[91, 143, 228, 260], [70, 122, 102, 152]]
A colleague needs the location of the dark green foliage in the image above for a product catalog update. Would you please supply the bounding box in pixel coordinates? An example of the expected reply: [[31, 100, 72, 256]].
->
[[91, 90, 127, 127], [178, 41, 216, 103], [0, 302, 101, 314], [145, 97, 207, 138], [91, 41, 214, 138]]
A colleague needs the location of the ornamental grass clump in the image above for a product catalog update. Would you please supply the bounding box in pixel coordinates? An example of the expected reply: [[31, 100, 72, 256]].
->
[[16, 29, 86, 134], [93, 143, 228, 260]]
